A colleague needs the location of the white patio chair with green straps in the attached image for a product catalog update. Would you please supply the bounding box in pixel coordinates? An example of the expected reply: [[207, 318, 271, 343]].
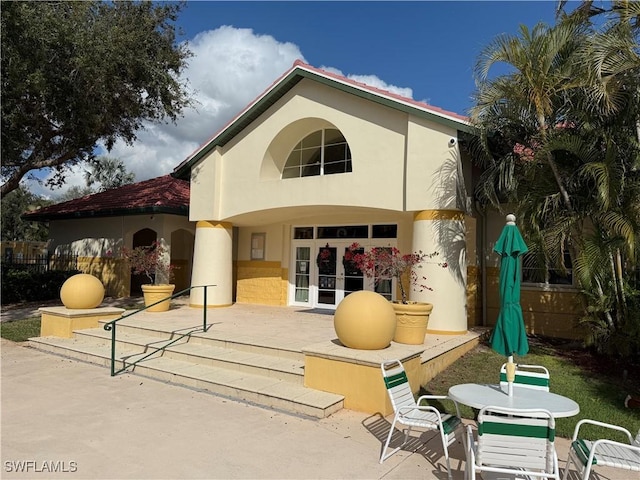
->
[[500, 363, 550, 391], [466, 405, 560, 480], [562, 419, 640, 480], [380, 359, 462, 480]]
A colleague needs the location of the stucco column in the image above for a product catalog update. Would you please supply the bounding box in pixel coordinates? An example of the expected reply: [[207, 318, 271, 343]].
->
[[411, 210, 467, 334], [190, 221, 233, 308]]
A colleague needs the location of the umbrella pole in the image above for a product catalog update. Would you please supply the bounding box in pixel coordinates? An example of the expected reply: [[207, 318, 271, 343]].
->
[[506, 355, 516, 396]]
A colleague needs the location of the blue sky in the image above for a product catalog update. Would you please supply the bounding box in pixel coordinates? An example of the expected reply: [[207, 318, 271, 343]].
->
[[176, 1, 563, 115], [34, 0, 583, 198]]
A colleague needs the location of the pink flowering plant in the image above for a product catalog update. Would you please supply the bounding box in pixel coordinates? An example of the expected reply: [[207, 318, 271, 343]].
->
[[120, 241, 175, 285], [344, 242, 446, 304]]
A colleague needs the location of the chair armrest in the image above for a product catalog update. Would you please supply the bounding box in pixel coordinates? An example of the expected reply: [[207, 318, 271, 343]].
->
[[518, 364, 550, 375], [417, 395, 462, 418], [579, 438, 640, 470], [591, 438, 640, 454], [572, 419, 634, 443], [397, 404, 453, 428], [397, 404, 442, 417], [417, 395, 449, 401]]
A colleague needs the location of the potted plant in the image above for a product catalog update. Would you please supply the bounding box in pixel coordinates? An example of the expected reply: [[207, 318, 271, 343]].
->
[[121, 241, 176, 312], [345, 243, 446, 344]]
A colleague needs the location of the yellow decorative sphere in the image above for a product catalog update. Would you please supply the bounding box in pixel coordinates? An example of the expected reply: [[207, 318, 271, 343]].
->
[[334, 291, 396, 350], [60, 274, 105, 309]]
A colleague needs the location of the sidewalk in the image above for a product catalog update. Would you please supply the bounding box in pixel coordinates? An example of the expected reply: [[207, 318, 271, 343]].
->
[[1, 338, 462, 479], [2, 338, 628, 480]]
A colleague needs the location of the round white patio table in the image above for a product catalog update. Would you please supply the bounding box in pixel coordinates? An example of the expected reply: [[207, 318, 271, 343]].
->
[[448, 383, 580, 418]]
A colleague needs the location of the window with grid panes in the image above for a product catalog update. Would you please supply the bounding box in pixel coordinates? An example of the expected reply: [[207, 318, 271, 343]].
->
[[282, 129, 352, 179]]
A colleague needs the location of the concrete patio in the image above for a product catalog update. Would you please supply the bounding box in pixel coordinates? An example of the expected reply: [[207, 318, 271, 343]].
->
[[1, 336, 630, 480], [27, 298, 486, 418]]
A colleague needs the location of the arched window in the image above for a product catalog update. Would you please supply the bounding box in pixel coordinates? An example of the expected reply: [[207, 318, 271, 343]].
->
[[282, 129, 352, 179]]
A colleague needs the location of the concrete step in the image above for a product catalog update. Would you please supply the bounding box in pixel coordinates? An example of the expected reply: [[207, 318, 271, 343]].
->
[[98, 320, 303, 361], [76, 327, 305, 384], [28, 335, 343, 419]]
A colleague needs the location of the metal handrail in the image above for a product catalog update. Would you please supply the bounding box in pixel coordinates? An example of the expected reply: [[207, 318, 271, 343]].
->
[[103, 284, 216, 376]]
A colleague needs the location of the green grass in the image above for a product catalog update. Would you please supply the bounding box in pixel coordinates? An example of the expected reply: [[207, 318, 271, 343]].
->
[[0, 296, 144, 343], [424, 339, 640, 440], [1, 317, 41, 342]]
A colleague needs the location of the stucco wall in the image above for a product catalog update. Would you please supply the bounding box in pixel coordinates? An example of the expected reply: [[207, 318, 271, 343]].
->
[[236, 261, 288, 305], [233, 213, 415, 306], [405, 116, 460, 212], [189, 78, 461, 224], [484, 209, 583, 339], [189, 148, 220, 221], [486, 267, 584, 339], [48, 215, 194, 297], [48, 217, 125, 257], [467, 265, 482, 327], [181, 72, 584, 336], [76, 257, 129, 297], [236, 224, 286, 262]]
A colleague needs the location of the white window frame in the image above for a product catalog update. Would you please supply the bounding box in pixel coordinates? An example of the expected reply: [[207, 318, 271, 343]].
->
[[521, 251, 576, 291], [282, 129, 351, 179], [288, 224, 399, 307]]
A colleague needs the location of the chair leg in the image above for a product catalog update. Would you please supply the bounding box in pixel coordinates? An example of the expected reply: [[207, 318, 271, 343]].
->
[[562, 449, 576, 480], [444, 454, 452, 480], [464, 427, 475, 480], [380, 417, 404, 463], [561, 457, 570, 480], [439, 429, 453, 480], [404, 425, 412, 444], [465, 449, 475, 480]]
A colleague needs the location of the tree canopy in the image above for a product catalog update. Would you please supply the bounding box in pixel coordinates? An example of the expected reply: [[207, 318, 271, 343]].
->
[[470, 0, 640, 356], [53, 156, 136, 202], [0, 1, 192, 198], [84, 156, 136, 193], [1, 186, 51, 242]]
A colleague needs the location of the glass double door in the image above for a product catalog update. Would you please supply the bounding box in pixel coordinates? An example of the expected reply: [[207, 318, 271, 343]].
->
[[292, 242, 364, 309], [316, 242, 365, 308]]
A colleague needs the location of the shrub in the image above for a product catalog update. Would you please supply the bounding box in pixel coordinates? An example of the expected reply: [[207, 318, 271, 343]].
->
[[119, 241, 175, 285], [345, 242, 445, 304], [1, 269, 81, 304]]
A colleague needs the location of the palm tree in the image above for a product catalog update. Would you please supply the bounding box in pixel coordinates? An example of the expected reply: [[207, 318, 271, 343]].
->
[[471, 4, 640, 355], [558, 0, 640, 118], [472, 21, 584, 212], [537, 123, 640, 353]]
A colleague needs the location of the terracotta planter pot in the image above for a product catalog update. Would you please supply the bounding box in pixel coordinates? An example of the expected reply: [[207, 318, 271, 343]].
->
[[141, 284, 175, 312], [392, 302, 433, 344]]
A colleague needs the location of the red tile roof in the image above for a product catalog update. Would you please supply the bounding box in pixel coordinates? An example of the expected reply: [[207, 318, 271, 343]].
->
[[23, 175, 189, 221]]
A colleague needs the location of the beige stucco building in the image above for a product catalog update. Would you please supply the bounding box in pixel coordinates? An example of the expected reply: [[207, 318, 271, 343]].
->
[[23, 175, 194, 297], [25, 61, 583, 339], [169, 62, 477, 334]]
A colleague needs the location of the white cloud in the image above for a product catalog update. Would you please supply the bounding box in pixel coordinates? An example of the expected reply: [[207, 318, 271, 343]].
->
[[320, 66, 414, 99], [28, 26, 416, 199]]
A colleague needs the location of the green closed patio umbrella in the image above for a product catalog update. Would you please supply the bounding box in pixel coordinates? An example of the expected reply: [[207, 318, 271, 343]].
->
[[490, 214, 529, 396]]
